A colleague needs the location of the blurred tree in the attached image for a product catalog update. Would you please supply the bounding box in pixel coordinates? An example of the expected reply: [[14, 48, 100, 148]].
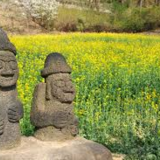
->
[[87, 0, 101, 11], [155, 0, 160, 6], [15, 0, 59, 30]]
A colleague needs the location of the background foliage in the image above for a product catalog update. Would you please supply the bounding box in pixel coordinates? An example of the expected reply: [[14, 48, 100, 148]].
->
[[10, 33, 160, 159], [1, 0, 160, 33], [15, 0, 59, 30]]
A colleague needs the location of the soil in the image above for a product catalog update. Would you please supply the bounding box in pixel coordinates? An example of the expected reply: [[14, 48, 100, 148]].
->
[[113, 154, 125, 160], [142, 29, 160, 35], [0, 136, 123, 160]]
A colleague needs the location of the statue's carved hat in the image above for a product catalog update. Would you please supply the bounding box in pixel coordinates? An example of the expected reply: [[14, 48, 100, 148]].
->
[[0, 28, 16, 55], [41, 52, 71, 77]]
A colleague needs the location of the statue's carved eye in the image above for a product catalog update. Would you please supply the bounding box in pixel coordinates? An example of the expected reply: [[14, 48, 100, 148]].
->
[[56, 60, 61, 66], [0, 60, 4, 69], [9, 61, 17, 70]]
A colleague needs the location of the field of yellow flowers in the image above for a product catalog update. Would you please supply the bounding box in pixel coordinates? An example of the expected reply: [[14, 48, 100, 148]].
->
[[11, 33, 160, 158]]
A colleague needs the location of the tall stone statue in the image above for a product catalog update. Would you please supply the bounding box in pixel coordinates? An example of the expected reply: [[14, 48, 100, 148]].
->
[[31, 53, 78, 141], [0, 28, 23, 150]]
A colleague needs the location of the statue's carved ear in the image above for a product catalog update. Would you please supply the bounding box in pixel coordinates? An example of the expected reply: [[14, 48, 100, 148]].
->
[[46, 80, 52, 100]]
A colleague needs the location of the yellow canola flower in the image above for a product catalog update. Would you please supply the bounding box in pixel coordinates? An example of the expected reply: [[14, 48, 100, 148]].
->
[[8, 33, 160, 139]]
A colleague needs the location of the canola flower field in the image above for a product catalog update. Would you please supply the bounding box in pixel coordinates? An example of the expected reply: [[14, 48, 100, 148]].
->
[[11, 33, 160, 158]]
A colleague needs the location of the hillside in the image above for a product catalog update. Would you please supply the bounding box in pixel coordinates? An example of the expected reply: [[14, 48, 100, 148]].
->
[[0, 1, 43, 34], [0, 0, 111, 34], [0, 0, 160, 34]]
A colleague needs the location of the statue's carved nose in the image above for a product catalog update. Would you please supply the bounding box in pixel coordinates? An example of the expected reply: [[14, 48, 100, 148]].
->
[[64, 82, 75, 93], [1, 63, 14, 75]]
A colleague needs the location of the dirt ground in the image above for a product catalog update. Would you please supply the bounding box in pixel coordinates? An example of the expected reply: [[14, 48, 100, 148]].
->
[[113, 154, 125, 160], [142, 29, 160, 35]]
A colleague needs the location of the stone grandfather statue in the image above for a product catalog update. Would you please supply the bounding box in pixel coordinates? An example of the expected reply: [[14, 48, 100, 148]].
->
[[0, 28, 23, 150], [29, 52, 113, 160], [31, 52, 79, 141]]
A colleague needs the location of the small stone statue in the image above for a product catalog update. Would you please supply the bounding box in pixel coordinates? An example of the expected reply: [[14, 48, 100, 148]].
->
[[31, 53, 79, 141], [0, 28, 23, 149]]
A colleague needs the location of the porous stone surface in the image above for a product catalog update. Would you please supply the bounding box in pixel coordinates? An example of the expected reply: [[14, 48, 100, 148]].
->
[[0, 136, 113, 160], [31, 53, 79, 141], [0, 28, 16, 55], [0, 28, 23, 150]]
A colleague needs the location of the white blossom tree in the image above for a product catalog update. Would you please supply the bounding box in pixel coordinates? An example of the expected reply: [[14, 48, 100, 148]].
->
[[15, 0, 59, 30]]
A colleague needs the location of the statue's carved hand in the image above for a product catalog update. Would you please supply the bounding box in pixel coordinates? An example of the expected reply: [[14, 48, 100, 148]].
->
[[8, 104, 21, 123], [8, 101, 23, 123], [69, 125, 79, 136], [0, 117, 4, 135]]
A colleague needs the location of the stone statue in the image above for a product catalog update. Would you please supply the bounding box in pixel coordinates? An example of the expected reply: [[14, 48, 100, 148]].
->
[[0, 28, 16, 55], [31, 53, 79, 141], [0, 28, 23, 150]]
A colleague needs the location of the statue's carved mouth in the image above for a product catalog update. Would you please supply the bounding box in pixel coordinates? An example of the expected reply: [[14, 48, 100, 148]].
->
[[63, 90, 74, 94], [64, 91, 73, 94], [1, 73, 14, 79]]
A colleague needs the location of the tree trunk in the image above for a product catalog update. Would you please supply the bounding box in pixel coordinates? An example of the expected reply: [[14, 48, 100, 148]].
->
[[87, 0, 100, 11], [137, 0, 144, 7], [156, 0, 160, 6], [94, 0, 100, 11]]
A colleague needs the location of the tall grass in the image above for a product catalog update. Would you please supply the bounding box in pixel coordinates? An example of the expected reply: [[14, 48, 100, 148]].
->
[[55, 7, 111, 32]]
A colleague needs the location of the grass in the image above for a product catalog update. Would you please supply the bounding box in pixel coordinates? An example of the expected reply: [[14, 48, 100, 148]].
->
[[55, 7, 111, 31], [10, 33, 160, 159]]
